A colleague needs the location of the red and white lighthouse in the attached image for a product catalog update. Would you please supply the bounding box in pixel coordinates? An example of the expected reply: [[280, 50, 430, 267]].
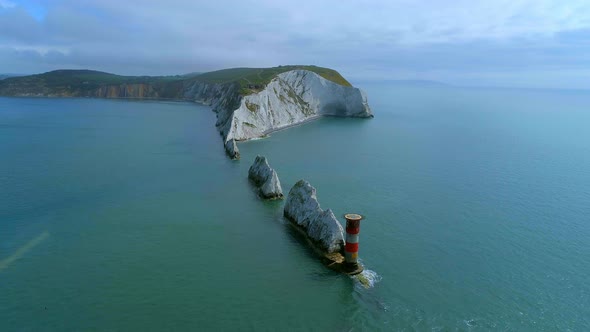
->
[[344, 213, 362, 271]]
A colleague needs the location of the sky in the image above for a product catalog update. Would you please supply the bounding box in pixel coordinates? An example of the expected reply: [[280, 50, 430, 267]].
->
[[1, 0, 589, 89]]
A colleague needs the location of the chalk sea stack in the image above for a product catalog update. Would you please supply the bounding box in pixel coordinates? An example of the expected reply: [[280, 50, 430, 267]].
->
[[248, 156, 283, 199], [224, 139, 240, 160], [284, 180, 345, 256]]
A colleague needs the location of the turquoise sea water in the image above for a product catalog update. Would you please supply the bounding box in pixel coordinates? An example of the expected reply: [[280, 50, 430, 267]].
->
[[1, 85, 590, 330]]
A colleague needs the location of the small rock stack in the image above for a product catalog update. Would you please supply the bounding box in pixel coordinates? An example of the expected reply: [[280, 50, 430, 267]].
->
[[248, 155, 283, 199], [224, 139, 240, 160]]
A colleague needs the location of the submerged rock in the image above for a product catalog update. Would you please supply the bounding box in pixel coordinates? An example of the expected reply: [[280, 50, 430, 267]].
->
[[224, 139, 240, 160], [248, 155, 283, 199], [283, 180, 345, 254]]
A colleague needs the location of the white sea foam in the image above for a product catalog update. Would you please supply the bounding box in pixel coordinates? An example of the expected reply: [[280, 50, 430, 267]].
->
[[353, 268, 382, 288], [244, 136, 267, 141]]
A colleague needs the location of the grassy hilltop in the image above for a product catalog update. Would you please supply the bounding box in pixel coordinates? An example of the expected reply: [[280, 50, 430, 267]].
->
[[0, 70, 185, 97], [0, 65, 352, 97], [194, 65, 352, 94]]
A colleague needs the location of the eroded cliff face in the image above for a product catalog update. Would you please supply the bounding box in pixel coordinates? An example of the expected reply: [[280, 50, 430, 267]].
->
[[92, 81, 185, 99], [0, 82, 184, 99], [95, 84, 155, 98], [184, 81, 241, 111], [215, 70, 372, 142]]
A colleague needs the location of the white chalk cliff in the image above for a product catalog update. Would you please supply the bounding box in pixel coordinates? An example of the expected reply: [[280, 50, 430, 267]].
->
[[284, 180, 345, 254], [185, 70, 372, 159], [248, 155, 283, 199]]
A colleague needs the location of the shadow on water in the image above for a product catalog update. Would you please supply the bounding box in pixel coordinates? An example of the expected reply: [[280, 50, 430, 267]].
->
[[283, 219, 343, 282]]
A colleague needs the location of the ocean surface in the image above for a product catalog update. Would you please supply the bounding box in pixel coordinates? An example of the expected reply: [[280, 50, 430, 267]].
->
[[1, 84, 590, 331]]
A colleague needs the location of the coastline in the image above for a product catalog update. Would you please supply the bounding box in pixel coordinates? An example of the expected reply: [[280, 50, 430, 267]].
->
[[260, 115, 322, 137]]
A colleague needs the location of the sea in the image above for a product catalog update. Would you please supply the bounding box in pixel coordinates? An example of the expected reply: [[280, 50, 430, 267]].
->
[[1, 83, 589, 331]]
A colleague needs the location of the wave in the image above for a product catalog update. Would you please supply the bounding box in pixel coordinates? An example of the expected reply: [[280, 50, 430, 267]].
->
[[353, 268, 382, 289]]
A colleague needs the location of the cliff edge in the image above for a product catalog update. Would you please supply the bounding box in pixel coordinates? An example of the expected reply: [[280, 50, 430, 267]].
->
[[216, 70, 372, 143], [184, 69, 372, 158]]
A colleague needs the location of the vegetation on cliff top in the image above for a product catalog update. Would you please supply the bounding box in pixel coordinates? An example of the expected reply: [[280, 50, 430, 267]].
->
[[0, 66, 352, 97], [192, 65, 352, 94]]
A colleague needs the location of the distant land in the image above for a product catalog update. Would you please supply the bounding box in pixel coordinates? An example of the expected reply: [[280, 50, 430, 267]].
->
[[354, 79, 450, 86], [382, 79, 449, 86]]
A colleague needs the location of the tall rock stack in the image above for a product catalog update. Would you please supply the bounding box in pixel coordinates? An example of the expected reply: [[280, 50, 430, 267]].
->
[[283, 180, 345, 255], [248, 156, 283, 199]]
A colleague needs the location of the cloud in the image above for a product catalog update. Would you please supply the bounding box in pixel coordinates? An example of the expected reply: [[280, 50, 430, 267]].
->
[[0, 0, 589, 88], [0, 0, 16, 9]]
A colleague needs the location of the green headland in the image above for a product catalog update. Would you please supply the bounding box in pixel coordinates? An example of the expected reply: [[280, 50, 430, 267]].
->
[[0, 65, 352, 98]]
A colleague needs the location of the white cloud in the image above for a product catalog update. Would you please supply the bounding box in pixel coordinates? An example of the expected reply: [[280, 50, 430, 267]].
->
[[1, 0, 590, 88], [0, 0, 16, 9], [74, 0, 590, 45]]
